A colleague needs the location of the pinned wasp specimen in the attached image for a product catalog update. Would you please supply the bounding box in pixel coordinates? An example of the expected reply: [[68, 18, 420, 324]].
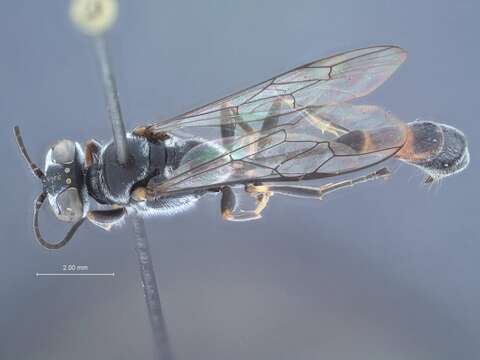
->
[[15, 46, 469, 249]]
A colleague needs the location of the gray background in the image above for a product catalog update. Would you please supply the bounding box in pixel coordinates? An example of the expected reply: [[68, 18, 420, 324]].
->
[[0, 0, 478, 359]]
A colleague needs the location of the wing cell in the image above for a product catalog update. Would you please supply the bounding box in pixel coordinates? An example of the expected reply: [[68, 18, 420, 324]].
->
[[148, 46, 406, 136], [143, 46, 408, 196], [146, 104, 407, 196]]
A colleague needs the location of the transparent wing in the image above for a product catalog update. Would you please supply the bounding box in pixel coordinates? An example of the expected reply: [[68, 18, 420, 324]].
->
[[147, 45, 407, 137], [147, 104, 407, 196]]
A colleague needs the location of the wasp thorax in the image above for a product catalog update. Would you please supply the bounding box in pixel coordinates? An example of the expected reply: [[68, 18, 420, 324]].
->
[[45, 139, 87, 222], [396, 121, 469, 181]]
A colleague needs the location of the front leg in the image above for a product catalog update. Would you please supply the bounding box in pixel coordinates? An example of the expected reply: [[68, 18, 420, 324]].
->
[[87, 207, 127, 231]]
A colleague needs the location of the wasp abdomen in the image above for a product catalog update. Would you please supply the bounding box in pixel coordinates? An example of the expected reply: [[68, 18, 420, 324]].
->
[[396, 121, 469, 180], [396, 121, 443, 163], [333, 125, 406, 155]]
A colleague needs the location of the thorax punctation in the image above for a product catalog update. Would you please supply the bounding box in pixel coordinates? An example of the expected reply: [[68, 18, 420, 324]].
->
[[86, 133, 205, 215]]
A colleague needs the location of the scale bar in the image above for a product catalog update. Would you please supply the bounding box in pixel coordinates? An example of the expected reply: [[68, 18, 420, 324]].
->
[[36, 273, 115, 277]]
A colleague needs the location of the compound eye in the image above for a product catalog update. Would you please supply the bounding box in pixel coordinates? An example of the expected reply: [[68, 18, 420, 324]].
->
[[52, 139, 76, 164], [55, 188, 83, 222]]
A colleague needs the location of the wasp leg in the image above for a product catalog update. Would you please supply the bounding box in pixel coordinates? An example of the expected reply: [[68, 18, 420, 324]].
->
[[246, 168, 391, 199], [260, 98, 282, 132], [87, 207, 127, 231], [84, 139, 102, 168], [220, 100, 282, 221], [219, 98, 282, 149], [220, 105, 236, 146], [131, 186, 149, 203], [220, 186, 271, 221]]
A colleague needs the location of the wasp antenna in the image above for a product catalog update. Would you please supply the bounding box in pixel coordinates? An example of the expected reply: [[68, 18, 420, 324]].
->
[[13, 126, 45, 180], [33, 192, 85, 250]]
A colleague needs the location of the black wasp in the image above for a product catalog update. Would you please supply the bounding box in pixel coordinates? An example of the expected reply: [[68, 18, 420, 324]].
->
[[15, 45, 469, 249]]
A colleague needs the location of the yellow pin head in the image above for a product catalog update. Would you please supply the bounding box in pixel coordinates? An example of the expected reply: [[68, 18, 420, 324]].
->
[[70, 0, 118, 36]]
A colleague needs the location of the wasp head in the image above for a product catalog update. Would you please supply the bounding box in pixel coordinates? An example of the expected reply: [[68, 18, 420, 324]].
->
[[44, 139, 89, 222], [14, 126, 87, 249]]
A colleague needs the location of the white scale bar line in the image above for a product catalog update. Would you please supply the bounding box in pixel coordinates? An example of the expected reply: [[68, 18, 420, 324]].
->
[[36, 273, 115, 277]]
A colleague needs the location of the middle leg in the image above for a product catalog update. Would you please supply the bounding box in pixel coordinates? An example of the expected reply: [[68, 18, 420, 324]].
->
[[220, 186, 271, 221]]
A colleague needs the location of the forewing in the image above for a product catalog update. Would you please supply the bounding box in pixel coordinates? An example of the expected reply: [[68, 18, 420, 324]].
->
[[147, 45, 407, 137], [147, 104, 407, 196]]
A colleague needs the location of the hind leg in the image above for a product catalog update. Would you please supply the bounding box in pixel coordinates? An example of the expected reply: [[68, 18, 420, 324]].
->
[[246, 168, 391, 199]]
